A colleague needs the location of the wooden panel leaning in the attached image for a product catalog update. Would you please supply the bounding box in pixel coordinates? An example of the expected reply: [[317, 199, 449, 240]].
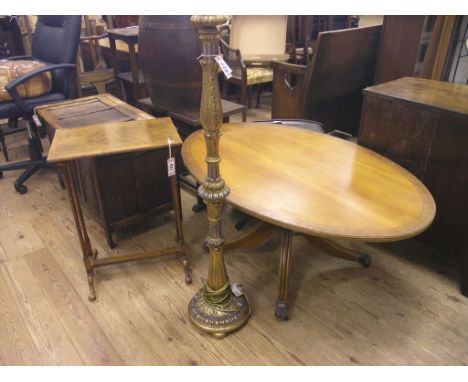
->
[[271, 25, 381, 135]]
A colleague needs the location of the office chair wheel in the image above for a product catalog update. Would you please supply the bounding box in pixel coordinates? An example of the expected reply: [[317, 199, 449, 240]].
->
[[0, 171, 3, 179], [14, 183, 27, 194]]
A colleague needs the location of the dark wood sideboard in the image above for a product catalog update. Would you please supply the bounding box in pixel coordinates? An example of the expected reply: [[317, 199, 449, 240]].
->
[[37, 93, 181, 249], [358, 77, 468, 295]]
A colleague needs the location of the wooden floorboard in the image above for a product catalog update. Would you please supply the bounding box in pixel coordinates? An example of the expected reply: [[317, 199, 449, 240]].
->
[[1, 101, 468, 365]]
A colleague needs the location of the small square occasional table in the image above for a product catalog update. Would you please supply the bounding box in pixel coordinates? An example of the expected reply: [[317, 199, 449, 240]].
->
[[47, 118, 192, 301]]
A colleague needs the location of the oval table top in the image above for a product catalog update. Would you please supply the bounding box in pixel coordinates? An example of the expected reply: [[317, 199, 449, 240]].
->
[[182, 123, 436, 242]]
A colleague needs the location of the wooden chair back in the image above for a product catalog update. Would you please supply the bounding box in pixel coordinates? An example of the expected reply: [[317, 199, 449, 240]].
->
[[303, 25, 381, 106], [230, 16, 288, 56], [77, 16, 115, 96], [272, 25, 381, 135]]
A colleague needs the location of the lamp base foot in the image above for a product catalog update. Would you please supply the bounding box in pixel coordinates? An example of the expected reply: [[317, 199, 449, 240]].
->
[[188, 287, 251, 338]]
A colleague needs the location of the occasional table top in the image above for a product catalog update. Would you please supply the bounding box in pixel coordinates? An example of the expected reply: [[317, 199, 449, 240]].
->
[[363, 77, 468, 116], [48, 118, 181, 162], [37, 93, 151, 130], [182, 123, 436, 242]]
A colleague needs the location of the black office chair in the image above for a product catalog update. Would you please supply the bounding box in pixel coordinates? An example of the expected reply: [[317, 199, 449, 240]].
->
[[0, 15, 81, 194]]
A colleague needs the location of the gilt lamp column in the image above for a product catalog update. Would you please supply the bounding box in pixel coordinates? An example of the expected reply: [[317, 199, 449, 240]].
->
[[188, 15, 251, 338]]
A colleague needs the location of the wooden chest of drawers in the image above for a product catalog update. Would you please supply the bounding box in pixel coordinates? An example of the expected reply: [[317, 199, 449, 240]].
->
[[358, 77, 468, 295], [37, 93, 181, 248]]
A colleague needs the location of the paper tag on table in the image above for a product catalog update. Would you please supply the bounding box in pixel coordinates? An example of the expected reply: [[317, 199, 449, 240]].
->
[[215, 55, 232, 79], [167, 157, 176, 177]]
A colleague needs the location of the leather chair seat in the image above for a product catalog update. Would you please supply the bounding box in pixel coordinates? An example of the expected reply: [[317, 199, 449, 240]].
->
[[0, 92, 65, 119]]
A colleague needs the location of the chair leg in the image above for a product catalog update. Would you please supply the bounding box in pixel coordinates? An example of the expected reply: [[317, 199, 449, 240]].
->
[[0, 120, 55, 194], [222, 79, 229, 98], [0, 127, 8, 162], [8, 117, 18, 129], [255, 84, 262, 109], [0, 158, 33, 172], [13, 161, 41, 194], [241, 81, 249, 109]]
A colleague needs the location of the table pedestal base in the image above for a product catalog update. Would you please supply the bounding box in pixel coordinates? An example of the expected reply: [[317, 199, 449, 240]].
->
[[222, 220, 372, 320], [63, 161, 191, 301]]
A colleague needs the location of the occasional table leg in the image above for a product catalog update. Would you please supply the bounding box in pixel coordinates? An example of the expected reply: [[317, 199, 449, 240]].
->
[[64, 161, 98, 301], [87, 272, 96, 302], [303, 235, 371, 267], [170, 171, 192, 284], [276, 229, 293, 321]]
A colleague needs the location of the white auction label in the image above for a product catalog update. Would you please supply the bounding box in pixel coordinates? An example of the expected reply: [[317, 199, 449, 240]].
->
[[215, 55, 233, 79], [167, 157, 176, 177]]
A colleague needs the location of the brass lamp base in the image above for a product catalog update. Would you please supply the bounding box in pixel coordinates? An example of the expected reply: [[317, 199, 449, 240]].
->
[[188, 287, 251, 338]]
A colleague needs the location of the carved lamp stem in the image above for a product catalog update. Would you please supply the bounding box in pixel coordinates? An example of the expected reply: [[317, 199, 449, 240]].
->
[[188, 15, 251, 338]]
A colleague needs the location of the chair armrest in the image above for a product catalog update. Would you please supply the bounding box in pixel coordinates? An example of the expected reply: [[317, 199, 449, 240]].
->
[[218, 37, 247, 75], [6, 55, 34, 61], [271, 61, 308, 119], [271, 61, 307, 76], [80, 33, 109, 42], [6, 63, 76, 115]]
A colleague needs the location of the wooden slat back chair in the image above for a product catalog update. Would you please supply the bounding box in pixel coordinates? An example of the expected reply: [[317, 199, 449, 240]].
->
[[272, 25, 381, 135], [77, 16, 115, 96]]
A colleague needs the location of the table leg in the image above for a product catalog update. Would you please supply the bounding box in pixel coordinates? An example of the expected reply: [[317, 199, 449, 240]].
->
[[303, 235, 371, 267], [276, 229, 293, 321], [225, 221, 274, 251], [64, 161, 97, 301], [170, 172, 191, 284], [128, 42, 140, 102]]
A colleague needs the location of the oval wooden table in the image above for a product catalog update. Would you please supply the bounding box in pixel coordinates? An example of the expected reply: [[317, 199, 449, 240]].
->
[[183, 122, 436, 319]]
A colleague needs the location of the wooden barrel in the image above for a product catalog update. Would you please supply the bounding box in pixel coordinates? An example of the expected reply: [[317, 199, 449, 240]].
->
[[139, 16, 202, 109]]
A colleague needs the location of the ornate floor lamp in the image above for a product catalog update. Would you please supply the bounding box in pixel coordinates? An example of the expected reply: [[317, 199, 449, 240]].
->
[[188, 15, 251, 338]]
